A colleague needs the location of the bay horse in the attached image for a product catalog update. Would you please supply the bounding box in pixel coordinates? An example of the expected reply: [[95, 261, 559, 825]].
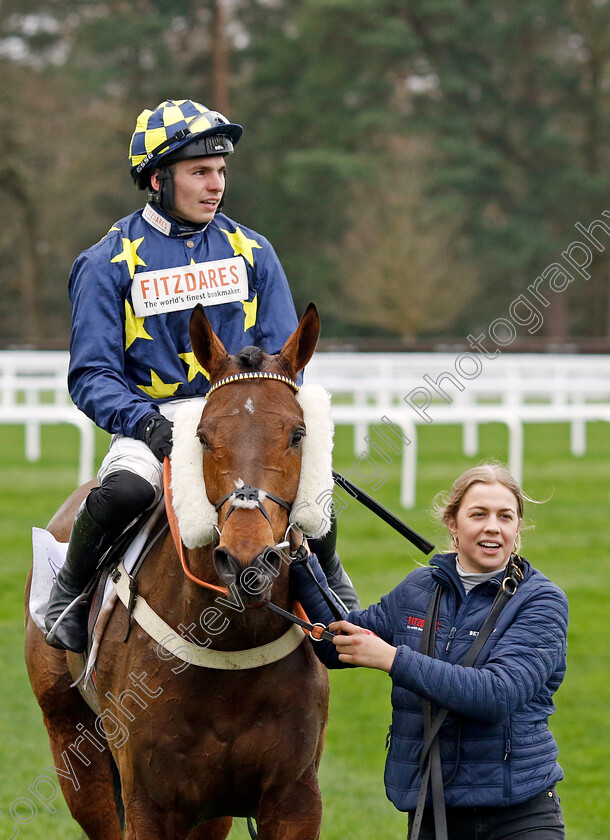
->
[[24, 303, 330, 839]]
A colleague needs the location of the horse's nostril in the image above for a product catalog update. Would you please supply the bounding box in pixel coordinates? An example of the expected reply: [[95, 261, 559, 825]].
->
[[213, 547, 280, 595], [213, 547, 240, 584], [260, 548, 282, 574]]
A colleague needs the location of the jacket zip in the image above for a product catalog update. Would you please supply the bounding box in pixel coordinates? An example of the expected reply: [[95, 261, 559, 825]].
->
[[503, 721, 513, 798]]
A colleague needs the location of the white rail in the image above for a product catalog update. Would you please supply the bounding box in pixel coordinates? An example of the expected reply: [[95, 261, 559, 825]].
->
[[0, 351, 95, 486], [3, 350, 609, 504], [305, 352, 610, 507]]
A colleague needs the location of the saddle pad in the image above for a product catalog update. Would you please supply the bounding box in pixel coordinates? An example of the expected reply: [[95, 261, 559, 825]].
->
[[29, 498, 167, 635], [30, 528, 68, 633]]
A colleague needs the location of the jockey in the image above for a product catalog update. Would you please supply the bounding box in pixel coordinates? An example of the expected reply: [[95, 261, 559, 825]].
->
[[45, 99, 358, 653]]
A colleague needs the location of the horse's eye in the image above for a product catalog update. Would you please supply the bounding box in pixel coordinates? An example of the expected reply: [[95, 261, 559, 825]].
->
[[290, 428, 306, 447]]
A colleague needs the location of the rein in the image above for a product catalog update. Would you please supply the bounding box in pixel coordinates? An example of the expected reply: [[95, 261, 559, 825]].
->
[[163, 458, 228, 595], [265, 601, 336, 642], [125, 375, 343, 672]]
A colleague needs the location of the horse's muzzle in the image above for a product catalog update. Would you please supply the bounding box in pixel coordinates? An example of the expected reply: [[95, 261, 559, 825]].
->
[[213, 546, 284, 603]]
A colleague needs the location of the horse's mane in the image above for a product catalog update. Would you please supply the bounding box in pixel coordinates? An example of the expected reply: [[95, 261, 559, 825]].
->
[[237, 346, 265, 371]]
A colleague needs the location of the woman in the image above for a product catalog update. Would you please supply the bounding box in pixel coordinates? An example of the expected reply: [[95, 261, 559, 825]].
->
[[292, 464, 568, 840]]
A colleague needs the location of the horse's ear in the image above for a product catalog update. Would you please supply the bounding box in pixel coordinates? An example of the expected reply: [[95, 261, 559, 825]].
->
[[189, 304, 229, 376], [278, 303, 320, 377]]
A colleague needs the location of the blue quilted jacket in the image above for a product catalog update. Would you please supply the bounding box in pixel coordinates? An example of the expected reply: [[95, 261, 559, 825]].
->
[[292, 552, 568, 811], [68, 204, 298, 438]]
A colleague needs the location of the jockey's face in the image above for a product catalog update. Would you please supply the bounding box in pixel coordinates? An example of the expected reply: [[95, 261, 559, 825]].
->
[[151, 155, 227, 224]]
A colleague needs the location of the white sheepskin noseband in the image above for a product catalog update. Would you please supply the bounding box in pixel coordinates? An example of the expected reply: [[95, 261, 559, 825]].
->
[[169, 384, 335, 548]]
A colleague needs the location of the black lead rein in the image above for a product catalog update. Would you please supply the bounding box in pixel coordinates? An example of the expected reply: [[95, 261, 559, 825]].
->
[[265, 543, 344, 636], [264, 601, 337, 642], [332, 470, 435, 555]]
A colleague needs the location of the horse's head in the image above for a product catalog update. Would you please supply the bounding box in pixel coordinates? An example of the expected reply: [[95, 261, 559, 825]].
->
[[187, 302, 321, 604]]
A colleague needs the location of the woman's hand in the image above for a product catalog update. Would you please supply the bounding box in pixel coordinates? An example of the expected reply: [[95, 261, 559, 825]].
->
[[329, 620, 397, 673]]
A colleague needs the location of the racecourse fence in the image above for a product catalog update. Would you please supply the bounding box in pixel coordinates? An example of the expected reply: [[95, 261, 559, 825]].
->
[[305, 351, 610, 506], [2, 350, 610, 506], [0, 351, 94, 487]]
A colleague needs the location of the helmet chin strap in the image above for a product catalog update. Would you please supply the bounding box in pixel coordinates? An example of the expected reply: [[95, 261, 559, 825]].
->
[[149, 166, 175, 212]]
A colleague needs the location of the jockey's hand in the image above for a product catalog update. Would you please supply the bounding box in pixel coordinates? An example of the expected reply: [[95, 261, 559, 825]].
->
[[329, 620, 397, 673], [141, 414, 174, 462]]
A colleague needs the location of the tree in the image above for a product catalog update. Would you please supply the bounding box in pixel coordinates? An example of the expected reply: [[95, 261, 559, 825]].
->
[[230, 0, 420, 330], [1, 0, 608, 345], [392, 0, 610, 338], [0, 0, 203, 345], [333, 141, 478, 340]]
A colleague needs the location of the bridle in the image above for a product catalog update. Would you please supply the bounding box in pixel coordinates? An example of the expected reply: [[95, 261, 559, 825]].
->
[[214, 484, 291, 528], [160, 366, 436, 654], [207, 370, 300, 395], [209, 369, 299, 534], [165, 370, 302, 596]]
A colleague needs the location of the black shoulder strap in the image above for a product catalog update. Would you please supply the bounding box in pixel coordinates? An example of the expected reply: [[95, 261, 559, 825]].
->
[[409, 558, 525, 840], [461, 560, 523, 668], [410, 585, 447, 840]]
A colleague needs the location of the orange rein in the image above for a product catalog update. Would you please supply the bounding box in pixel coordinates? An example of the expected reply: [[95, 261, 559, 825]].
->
[[163, 457, 316, 635], [163, 457, 228, 595]]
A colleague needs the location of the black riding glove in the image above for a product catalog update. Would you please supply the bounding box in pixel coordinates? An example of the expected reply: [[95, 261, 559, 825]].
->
[[138, 414, 173, 462]]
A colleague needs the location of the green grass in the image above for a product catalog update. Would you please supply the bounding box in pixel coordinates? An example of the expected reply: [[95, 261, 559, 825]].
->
[[1, 420, 608, 838]]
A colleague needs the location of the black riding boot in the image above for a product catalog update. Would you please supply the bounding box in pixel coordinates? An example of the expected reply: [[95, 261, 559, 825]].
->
[[44, 470, 157, 652], [309, 515, 360, 610], [44, 502, 112, 652]]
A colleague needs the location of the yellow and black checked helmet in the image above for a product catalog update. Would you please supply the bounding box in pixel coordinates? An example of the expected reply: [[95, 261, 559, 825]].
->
[[129, 99, 243, 189]]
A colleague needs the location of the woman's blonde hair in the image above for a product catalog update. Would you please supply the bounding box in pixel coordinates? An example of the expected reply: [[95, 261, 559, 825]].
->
[[438, 463, 525, 523]]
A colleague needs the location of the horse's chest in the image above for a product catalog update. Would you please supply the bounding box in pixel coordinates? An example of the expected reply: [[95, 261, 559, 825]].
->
[[134, 705, 304, 813], [129, 663, 325, 803]]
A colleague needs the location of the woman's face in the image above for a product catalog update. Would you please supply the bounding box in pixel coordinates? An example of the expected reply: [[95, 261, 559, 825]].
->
[[446, 482, 521, 574]]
